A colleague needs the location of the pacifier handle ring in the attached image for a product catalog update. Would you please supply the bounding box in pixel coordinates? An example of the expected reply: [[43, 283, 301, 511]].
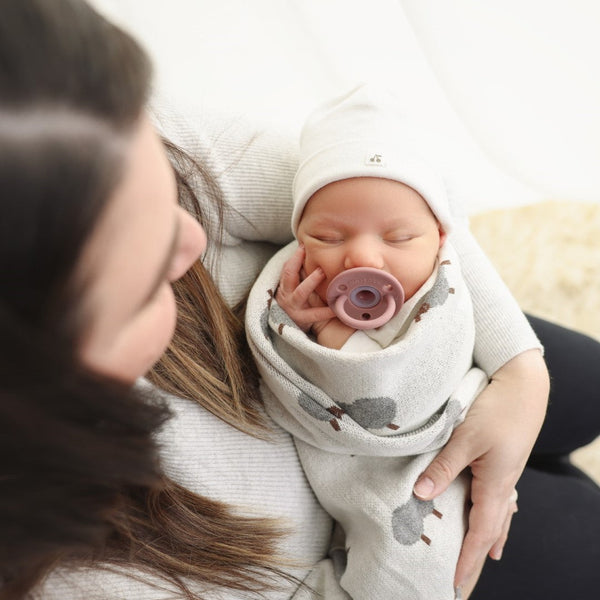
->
[[334, 293, 397, 329]]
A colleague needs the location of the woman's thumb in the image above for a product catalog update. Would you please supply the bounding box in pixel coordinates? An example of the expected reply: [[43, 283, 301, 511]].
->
[[413, 441, 471, 500]]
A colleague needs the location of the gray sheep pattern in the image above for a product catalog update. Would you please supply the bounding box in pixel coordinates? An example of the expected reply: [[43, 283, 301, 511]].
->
[[392, 496, 443, 546], [415, 259, 455, 322]]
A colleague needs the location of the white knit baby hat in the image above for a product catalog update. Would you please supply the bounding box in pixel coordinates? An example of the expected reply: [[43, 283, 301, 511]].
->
[[291, 83, 453, 235]]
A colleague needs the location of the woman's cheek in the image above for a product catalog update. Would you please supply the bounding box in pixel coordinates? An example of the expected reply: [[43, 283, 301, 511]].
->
[[138, 286, 178, 373], [113, 285, 178, 382]]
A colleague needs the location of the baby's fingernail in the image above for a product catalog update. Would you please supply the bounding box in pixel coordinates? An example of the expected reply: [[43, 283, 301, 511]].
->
[[454, 586, 463, 600], [413, 477, 434, 499]]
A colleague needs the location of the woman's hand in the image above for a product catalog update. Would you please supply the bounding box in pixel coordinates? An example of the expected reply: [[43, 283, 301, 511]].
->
[[413, 349, 550, 596]]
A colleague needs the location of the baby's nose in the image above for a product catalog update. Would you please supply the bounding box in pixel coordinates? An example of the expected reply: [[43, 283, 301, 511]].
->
[[343, 238, 385, 270]]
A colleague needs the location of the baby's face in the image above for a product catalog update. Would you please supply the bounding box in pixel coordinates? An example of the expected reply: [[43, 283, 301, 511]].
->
[[296, 177, 446, 303]]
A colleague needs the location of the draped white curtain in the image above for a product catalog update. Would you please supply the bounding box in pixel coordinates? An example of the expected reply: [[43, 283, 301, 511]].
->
[[91, 0, 600, 211]]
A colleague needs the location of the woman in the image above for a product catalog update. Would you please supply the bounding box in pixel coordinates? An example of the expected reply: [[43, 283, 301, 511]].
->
[[0, 1, 598, 599], [0, 1, 291, 598]]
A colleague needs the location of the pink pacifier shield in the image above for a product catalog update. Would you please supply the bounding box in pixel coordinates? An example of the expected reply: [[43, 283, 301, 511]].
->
[[326, 267, 404, 330]]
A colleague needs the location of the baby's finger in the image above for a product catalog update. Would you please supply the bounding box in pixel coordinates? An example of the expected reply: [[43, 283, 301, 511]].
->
[[307, 290, 327, 309], [279, 245, 306, 292], [303, 306, 336, 324], [292, 268, 326, 304]]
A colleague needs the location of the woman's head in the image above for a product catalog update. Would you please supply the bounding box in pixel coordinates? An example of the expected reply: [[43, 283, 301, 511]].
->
[[1, 0, 151, 351], [0, 0, 205, 380], [78, 116, 206, 382], [0, 0, 204, 589], [1, 3, 285, 597]]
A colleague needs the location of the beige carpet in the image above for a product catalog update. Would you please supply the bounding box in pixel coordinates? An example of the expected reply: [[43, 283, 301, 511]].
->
[[469, 201, 600, 483]]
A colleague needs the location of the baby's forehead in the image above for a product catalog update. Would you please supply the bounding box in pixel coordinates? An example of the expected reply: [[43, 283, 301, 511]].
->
[[299, 208, 423, 232], [300, 180, 434, 227]]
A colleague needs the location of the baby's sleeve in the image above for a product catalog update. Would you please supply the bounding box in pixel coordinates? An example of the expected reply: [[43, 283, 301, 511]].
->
[[341, 331, 383, 353]]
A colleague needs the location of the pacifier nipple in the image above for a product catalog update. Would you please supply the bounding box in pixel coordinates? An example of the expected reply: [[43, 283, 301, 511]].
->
[[326, 267, 404, 330]]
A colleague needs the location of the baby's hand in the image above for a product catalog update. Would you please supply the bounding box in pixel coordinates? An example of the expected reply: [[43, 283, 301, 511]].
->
[[308, 294, 356, 349], [276, 245, 336, 333]]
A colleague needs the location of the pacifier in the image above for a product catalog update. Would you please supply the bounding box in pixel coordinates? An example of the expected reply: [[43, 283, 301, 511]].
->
[[325, 267, 404, 330]]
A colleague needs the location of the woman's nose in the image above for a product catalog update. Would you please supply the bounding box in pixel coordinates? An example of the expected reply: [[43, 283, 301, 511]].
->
[[168, 208, 207, 282], [343, 237, 385, 270]]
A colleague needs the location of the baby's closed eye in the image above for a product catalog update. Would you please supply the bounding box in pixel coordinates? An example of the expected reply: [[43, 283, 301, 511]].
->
[[384, 233, 415, 244], [310, 232, 344, 244]]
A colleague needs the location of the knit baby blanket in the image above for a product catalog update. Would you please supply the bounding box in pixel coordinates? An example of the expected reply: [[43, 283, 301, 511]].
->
[[246, 241, 488, 600]]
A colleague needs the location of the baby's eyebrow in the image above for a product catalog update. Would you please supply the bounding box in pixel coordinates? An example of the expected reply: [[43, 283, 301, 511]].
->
[[385, 221, 413, 231], [304, 212, 416, 232]]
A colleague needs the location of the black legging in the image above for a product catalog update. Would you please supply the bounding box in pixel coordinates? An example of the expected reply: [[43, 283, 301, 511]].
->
[[473, 316, 600, 599]]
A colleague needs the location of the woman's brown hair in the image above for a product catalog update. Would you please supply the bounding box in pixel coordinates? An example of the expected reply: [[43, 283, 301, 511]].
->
[[148, 140, 269, 436], [0, 1, 287, 598]]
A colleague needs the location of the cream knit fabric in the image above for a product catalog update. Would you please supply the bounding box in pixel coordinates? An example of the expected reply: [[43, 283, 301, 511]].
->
[[292, 84, 454, 235], [247, 240, 488, 600], [34, 105, 541, 600]]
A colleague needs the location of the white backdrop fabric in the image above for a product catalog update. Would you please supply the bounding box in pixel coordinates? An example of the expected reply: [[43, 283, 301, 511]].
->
[[91, 0, 600, 213]]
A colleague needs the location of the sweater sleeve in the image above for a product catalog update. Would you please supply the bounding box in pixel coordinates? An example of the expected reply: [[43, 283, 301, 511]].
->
[[449, 217, 542, 376]]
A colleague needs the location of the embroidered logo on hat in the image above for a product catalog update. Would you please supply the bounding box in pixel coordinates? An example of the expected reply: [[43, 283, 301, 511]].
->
[[365, 152, 386, 167]]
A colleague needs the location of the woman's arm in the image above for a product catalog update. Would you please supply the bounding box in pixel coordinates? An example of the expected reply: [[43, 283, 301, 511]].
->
[[414, 221, 549, 593], [450, 221, 543, 373]]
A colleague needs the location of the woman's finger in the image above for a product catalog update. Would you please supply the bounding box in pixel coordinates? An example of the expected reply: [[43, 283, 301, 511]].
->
[[488, 491, 519, 561], [454, 482, 517, 588], [455, 495, 505, 587], [413, 424, 477, 500]]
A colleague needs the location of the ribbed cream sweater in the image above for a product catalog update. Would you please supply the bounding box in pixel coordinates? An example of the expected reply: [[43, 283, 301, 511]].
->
[[33, 109, 540, 600]]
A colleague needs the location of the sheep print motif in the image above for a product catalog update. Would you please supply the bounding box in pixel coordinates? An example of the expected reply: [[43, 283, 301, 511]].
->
[[246, 241, 488, 600]]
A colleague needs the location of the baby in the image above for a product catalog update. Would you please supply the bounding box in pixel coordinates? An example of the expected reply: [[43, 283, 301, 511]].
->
[[246, 84, 488, 600], [280, 175, 447, 350]]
